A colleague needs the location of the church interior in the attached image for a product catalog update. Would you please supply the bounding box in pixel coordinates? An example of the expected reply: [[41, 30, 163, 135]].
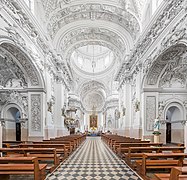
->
[[0, 0, 187, 179]]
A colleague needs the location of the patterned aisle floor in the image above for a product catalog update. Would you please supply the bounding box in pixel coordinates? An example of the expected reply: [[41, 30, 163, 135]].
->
[[46, 137, 142, 180]]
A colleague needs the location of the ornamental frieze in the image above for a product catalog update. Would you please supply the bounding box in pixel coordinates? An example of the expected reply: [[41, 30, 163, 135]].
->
[[116, 0, 185, 81], [1, 44, 40, 86], [47, 3, 140, 40], [59, 27, 126, 54], [65, 41, 121, 65], [146, 96, 156, 131], [146, 44, 187, 86], [0, 51, 27, 87], [31, 94, 41, 131]]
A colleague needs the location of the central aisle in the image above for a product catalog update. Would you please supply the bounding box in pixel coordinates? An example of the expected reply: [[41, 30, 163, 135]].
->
[[47, 137, 142, 180]]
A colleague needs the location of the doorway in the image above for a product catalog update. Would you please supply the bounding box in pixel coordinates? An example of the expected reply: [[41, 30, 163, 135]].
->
[[16, 122, 21, 141], [6, 107, 21, 141], [165, 106, 182, 144], [166, 122, 171, 143]]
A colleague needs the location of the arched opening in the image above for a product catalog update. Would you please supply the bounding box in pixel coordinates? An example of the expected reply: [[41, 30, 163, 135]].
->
[[165, 106, 183, 144], [6, 107, 21, 141]]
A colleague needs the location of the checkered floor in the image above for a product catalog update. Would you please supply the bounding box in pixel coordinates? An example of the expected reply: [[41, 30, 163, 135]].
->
[[46, 137, 142, 180]]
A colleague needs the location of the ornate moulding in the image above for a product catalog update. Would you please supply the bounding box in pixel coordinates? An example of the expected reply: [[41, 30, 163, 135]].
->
[[0, 44, 40, 87], [116, 0, 185, 84], [57, 27, 126, 56], [146, 44, 187, 86], [79, 80, 107, 111], [80, 80, 107, 98], [43, 0, 143, 20], [146, 96, 156, 131], [82, 92, 105, 111], [1, 43, 41, 85], [0, 0, 72, 87], [0, 90, 28, 118], [31, 94, 41, 132], [0, 51, 27, 88], [46, 3, 140, 40], [65, 40, 121, 61], [103, 98, 119, 110]]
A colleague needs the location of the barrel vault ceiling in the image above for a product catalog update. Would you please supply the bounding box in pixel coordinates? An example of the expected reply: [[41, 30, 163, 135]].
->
[[40, 0, 143, 111]]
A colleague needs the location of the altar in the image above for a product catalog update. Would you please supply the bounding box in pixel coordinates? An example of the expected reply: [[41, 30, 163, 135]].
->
[[90, 114, 97, 127]]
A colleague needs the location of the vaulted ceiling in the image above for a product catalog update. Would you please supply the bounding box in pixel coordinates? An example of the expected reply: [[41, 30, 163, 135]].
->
[[40, 0, 142, 111]]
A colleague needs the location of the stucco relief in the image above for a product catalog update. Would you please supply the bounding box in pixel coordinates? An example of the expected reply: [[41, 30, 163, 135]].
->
[[159, 59, 187, 88], [31, 94, 41, 131], [59, 28, 126, 55], [116, 0, 185, 82], [83, 93, 104, 111], [80, 81, 106, 97], [1, 44, 39, 86], [0, 90, 28, 118], [47, 3, 140, 40], [1, 0, 71, 80], [0, 52, 27, 87], [66, 41, 121, 63], [146, 96, 156, 131], [158, 101, 165, 117], [146, 45, 187, 86], [160, 14, 187, 52]]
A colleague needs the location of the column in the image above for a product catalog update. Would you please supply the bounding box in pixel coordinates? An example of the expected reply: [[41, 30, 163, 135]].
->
[[124, 83, 131, 136], [45, 72, 55, 139], [54, 81, 69, 137]]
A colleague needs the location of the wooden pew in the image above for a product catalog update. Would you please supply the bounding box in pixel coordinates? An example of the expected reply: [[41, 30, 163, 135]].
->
[[136, 153, 187, 178], [125, 146, 185, 168], [39, 140, 73, 154], [50, 138, 77, 150], [19, 144, 68, 160], [113, 140, 151, 152], [0, 157, 47, 180], [117, 142, 163, 156], [0, 148, 60, 172], [178, 175, 187, 179], [53, 135, 85, 148], [154, 166, 187, 180]]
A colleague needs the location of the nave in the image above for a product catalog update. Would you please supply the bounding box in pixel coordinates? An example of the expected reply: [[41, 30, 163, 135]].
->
[[47, 137, 141, 180]]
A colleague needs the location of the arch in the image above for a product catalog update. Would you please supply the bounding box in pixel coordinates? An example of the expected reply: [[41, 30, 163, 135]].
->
[[1, 103, 23, 119], [47, 3, 140, 41], [166, 106, 182, 122], [1, 103, 23, 141], [164, 103, 185, 144], [143, 44, 187, 88], [164, 101, 185, 121], [79, 80, 107, 111], [54, 24, 132, 53], [0, 39, 45, 89]]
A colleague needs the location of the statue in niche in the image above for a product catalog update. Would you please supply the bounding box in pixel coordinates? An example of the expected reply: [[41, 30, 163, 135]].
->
[[158, 101, 165, 116], [47, 101, 52, 113], [153, 117, 160, 131], [135, 99, 140, 112], [122, 106, 126, 116], [61, 105, 67, 117], [47, 97, 55, 113], [115, 109, 120, 120]]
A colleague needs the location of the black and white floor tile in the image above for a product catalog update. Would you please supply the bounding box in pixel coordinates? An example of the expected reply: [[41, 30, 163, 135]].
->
[[46, 137, 142, 180]]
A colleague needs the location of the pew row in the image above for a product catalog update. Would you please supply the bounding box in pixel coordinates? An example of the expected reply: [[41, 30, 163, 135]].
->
[[154, 166, 187, 180], [0, 148, 60, 172], [0, 157, 47, 180]]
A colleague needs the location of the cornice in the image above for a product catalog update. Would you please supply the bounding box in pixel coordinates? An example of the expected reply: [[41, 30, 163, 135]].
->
[[46, 3, 140, 41], [115, 0, 185, 82], [0, 0, 73, 86]]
